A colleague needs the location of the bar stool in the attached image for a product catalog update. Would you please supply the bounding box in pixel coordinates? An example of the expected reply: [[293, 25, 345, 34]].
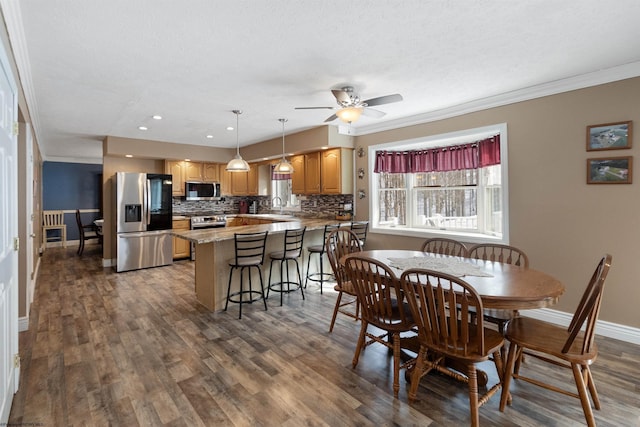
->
[[304, 223, 341, 294], [267, 227, 306, 306], [224, 231, 269, 319]]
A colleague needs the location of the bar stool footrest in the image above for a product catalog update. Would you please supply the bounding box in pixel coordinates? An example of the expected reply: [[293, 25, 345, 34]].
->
[[227, 290, 266, 304], [268, 281, 303, 293], [306, 272, 335, 284]]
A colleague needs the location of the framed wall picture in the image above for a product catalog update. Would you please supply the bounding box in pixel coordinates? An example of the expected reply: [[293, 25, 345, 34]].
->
[[586, 121, 632, 151], [586, 156, 632, 184]]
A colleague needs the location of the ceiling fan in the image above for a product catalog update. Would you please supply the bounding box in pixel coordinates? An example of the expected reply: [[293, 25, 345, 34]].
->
[[295, 86, 403, 123]]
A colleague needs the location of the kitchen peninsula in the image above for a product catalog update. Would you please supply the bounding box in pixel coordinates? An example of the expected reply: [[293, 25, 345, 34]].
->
[[172, 216, 348, 311]]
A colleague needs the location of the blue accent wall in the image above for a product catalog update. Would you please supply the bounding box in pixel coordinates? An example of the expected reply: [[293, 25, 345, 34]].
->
[[43, 161, 103, 241]]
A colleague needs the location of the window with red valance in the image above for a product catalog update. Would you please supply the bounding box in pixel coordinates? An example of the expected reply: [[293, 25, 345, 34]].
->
[[374, 135, 500, 174]]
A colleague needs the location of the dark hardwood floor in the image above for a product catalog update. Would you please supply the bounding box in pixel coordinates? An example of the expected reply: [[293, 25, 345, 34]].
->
[[8, 245, 640, 426]]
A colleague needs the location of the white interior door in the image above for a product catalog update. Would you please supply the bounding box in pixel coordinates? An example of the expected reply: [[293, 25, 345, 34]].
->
[[0, 36, 19, 424]]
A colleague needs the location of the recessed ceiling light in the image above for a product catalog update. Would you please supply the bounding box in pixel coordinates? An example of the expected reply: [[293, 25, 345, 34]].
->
[[206, 135, 213, 139], [152, 115, 162, 120], [226, 126, 234, 131], [125, 154, 133, 158], [184, 158, 191, 162], [138, 126, 148, 131]]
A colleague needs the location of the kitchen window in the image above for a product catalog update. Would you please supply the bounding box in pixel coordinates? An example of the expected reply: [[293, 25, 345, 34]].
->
[[370, 123, 509, 244]]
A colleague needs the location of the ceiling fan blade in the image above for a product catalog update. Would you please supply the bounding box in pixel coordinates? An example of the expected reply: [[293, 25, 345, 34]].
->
[[331, 89, 351, 104], [362, 93, 403, 107], [294, 106, 335, 110], [324, 114, 338, 123], [362, 108, 386, 118]]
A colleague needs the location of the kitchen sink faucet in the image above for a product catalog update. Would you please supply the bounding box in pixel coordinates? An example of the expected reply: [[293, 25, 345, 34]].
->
[[272, 196, 283, 214]]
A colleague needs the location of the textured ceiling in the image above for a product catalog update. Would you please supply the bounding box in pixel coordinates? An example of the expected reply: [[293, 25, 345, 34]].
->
[[6, 0, 640, 162]]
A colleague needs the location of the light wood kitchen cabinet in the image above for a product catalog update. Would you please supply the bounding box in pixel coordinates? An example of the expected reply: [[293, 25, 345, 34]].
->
[[172, 219, 191, 259], [185, 161, 204, 181], [203, 163, 219, 182], [290, 155, 305, 194], [219, 165, 232, 195], [165, 160, 186, 196], [290, 152, 320, 194], [321, 148, 353, 194], [228, 163, 259, 196], [231, 170, 249, 195], [166, 160, 225, 196], [305, 151, 321, 194]]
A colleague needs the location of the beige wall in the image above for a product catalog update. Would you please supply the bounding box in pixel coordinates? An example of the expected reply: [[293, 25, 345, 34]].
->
[[355, 77, 640, 329]]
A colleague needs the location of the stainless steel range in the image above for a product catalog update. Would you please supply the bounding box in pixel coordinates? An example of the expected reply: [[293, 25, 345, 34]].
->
[[191, 215, 227, 229], [190, 214, 226, 260]]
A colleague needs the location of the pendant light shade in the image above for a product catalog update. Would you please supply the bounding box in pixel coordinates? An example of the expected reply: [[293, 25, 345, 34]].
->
[[273, 118, 294, 174], [226, 110, 250, 172]]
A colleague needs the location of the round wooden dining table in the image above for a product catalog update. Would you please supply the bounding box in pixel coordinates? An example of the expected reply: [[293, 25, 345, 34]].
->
[[346, 250, 565, 310]]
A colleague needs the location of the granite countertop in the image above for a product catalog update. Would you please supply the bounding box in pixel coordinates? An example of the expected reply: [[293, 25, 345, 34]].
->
[[172, 217, 350, 244]]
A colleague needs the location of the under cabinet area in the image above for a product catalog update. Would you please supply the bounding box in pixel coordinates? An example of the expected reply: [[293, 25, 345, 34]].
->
[[172, 219, 191, 259]]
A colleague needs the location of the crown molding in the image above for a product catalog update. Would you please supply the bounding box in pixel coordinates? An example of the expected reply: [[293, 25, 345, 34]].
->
[[356, 61, 640, 137]]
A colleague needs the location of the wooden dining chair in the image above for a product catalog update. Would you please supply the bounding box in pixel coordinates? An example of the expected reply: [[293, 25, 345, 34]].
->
[[325, 229, 362, 332], [499, 254, 612, 427], [400, 268, 505, 427], [42, 210, 67, 250], [467, 243, 529, 268], [420, 237, 468, 257], [343, 254, 415, 398], [467, 243, 530, 333], [75, 209, 101, 255]]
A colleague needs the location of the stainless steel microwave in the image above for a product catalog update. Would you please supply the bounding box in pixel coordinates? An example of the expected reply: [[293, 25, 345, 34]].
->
[[185, 181, 221, 200]]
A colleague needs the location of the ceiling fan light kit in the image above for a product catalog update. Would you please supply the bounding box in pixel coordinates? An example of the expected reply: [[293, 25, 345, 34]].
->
[[226, 109, 251, 172], [336, 106, 363, 123], [273, 118, 294, 174]]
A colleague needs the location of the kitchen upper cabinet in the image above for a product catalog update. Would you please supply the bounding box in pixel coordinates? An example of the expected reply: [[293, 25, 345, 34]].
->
[[165, 160, 186, 196], [219, 164, 232, 195], [305, 151, 321, 194], [290, 155, 306, 194], [321, 148, 353, 194], [231, 170, 249, 195], [290, 152, 320, 194], [228, 164, 259, 196], [185, 162, 204, 181], [165, 160, 224, 197], [203, 163, 219, 182]]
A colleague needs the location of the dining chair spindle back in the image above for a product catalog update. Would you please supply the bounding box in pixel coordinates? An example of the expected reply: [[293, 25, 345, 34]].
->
[[400, 268, 505, 427], [325, 229, 362, 332], [499, 254, 612, 427], [421, 237, 468, 257], [343, 254, 415, 398]]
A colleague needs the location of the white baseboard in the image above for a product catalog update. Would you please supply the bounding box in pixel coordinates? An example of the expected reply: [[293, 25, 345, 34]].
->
[[523, 308, 640, 346], [45, 239, 100, 249], [102, 258, 114, 268]]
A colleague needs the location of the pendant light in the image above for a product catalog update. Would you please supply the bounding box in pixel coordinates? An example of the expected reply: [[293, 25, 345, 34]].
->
[[225, 109, 250, 172], [273, 118, 294, 174]]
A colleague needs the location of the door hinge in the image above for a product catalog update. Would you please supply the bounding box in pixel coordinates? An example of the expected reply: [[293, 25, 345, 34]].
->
[[13, 121, 19, 136], [13, 354, 20, 368], [13, 237, 19, 251]]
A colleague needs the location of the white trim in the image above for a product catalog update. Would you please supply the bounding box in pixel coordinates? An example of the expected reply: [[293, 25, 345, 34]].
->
[[355, 61, 640, 137], [102, 258, 114, 268], [44, 156, 103, 164], [523, 308, 640, 346], [368, 123, 509, 244]]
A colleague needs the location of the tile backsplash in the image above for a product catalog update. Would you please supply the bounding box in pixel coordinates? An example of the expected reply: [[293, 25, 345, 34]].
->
[[173, 194, 353, 219]]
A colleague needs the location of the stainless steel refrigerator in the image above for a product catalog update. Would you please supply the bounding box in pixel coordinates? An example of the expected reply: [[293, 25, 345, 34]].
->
[[115, 172, 173, 272]]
